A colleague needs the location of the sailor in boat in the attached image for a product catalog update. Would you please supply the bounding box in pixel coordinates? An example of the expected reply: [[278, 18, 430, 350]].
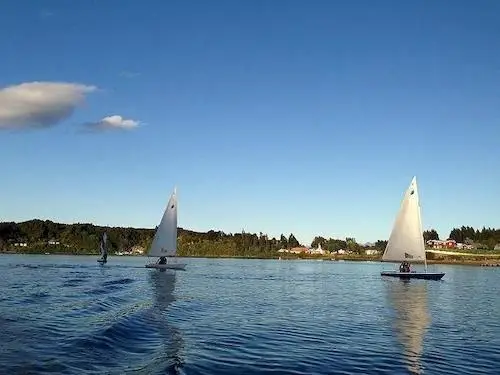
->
[[399, 261, 411, 273], [157, 256, 167, 265]]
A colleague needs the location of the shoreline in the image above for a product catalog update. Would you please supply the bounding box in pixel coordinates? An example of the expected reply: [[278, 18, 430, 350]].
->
[[2, 252, 500, 266]]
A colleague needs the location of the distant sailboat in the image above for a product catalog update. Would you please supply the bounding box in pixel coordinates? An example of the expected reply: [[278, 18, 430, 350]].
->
[[145, 188, 187, 271], [381, 176, 445, 280], [97, 232, 108, 264]]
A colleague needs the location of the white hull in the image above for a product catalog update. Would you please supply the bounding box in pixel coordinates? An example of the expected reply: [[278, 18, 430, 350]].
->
[[145, 263, 186, 270]]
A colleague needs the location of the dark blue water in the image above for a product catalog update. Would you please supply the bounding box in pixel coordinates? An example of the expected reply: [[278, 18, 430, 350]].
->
[[0, 255, 499, 374]]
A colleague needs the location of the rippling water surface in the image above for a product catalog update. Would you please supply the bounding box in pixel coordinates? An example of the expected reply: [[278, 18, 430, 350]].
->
[[1, 255, 499, 374]]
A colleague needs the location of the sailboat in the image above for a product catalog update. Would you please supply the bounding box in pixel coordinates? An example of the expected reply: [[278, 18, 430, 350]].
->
[[145, 188, 187, 270], [97, 232, 108, 264], [380, 176, 445, 280]]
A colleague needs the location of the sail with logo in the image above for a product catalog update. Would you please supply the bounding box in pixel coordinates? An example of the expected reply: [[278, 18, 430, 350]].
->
[[145, 187, 186, 270], [381, 176, 444, 280]]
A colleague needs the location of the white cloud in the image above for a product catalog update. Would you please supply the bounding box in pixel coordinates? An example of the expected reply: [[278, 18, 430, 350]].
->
[[40, 10, 55, 18], [119, 71, 141, 78], [0, 81, 96, 130], [83, 115, 140, 131]]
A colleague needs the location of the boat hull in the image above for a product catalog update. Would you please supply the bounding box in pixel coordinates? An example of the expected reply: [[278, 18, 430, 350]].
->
[[145, 263, 187, 270], [97, 259, 107, 264], [381, 271, 445, 280]]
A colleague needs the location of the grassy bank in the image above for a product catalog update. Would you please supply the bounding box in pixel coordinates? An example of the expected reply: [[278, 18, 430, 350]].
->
[[427, 258, 500, 266]]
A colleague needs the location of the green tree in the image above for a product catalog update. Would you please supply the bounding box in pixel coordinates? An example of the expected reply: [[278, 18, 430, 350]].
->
[[345, 237, 362, 254], [325, 238, 346, 252], [288, 233, 300, 248], [374, 240, 388, 251], [449, 228, 463, 242], [279, 234, 288, 249], [423, 229, 439, 242], [311, 236, 326, 248]]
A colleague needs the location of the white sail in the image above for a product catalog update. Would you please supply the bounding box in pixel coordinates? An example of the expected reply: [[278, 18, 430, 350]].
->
[[148, 188, 177, 257], [382, 176, 426, 263]]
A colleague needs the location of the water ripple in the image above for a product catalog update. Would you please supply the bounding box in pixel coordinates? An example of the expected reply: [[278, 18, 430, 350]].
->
[[0, 256, 499, 374]]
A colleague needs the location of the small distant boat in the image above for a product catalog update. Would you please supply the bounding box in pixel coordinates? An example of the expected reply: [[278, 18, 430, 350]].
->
[[381, 176, 445, 281], [145, 187, 186, 271], [97, 232, 108, 264]]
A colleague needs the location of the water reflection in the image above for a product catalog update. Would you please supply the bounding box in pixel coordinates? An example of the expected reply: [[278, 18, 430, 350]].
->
[[149, 271, 184, 373], [150, 270, 176, 310], [386, 280, 430, 375]]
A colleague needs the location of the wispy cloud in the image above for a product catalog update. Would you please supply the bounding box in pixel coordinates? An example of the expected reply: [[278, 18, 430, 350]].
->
[[0, 81, 96, 130], [82, 115, 141, 132], [119, 71, 141, 79], [40, 10, 55, 18]]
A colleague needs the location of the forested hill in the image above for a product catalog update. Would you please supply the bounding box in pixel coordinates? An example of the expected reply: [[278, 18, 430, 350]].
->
[[0, 219, 307, 257], [1, 219, 499, 257]]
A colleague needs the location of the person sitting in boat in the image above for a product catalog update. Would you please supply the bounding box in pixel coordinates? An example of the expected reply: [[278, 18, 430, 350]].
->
[[400, 261, 410, 272], [399, 262, 406, 272], [157, 256, 167, 265]]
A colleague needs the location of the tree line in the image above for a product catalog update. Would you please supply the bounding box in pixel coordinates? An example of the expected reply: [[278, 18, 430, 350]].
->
[[1, 220, 499, 257], [0, 219, 385, 257], [309, 236, 388, 253], [424, 227, 500, 249], [0, 219, 315, 257]]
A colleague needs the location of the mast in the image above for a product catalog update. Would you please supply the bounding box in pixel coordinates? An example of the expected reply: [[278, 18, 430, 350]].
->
[[416, 179, 427, 273]]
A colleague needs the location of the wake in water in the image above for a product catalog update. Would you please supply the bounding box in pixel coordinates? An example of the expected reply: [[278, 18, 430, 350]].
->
[[1, 258, 184, 375]]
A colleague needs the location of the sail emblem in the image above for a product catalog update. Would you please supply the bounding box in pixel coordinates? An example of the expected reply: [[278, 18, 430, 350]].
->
[[171, 205, 175, 209], [410, 190, 415, 195], [404, 252, 414, 259]]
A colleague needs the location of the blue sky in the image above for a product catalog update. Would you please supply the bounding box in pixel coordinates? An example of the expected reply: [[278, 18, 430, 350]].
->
[[1, 0, 499, 245]]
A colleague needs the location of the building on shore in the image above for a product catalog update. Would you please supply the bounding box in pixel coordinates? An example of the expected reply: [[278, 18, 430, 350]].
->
[[309, 243, 327, 255]]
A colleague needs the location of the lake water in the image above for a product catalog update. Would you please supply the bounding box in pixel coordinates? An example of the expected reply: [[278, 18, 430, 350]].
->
[[0, 255, 499, 374]]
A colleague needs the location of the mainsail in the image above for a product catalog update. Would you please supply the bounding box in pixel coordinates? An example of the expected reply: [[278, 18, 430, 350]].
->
[[100, 232, 108, 257], [382, 176, 426, 263], [148, 188, 177, 257]]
